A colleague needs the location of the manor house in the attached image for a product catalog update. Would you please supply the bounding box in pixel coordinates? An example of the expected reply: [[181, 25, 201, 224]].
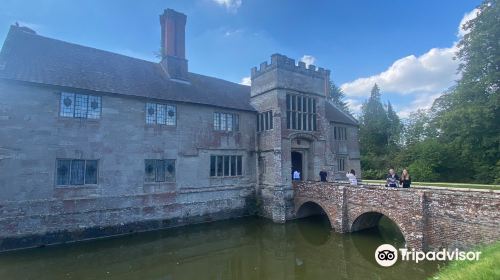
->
[[0, 9, 359, 249]]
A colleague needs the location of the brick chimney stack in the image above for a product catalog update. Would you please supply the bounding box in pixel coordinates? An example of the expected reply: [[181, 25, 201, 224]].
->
[[159, 9, 188, 81]]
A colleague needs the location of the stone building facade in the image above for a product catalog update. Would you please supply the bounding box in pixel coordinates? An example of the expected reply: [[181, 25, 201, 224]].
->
[[0, 9, 359, 250]]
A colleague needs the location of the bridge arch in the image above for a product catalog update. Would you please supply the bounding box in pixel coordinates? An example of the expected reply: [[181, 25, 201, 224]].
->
[[350, 210, 408, 246], [295, 200, 335, 230]]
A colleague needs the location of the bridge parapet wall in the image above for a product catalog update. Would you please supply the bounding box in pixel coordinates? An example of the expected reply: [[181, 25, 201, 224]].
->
[[344, 185, 425, 250], [294, 182, 346, 231], [423, 189, 500, 250], [293, 181, 500, 251]]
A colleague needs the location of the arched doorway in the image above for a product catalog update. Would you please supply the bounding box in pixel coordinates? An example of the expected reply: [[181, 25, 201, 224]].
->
[[290, 135, 314, 181], [291, 151, 303, 180]]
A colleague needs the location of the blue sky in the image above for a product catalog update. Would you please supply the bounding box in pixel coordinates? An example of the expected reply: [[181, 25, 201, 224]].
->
[[0, 0, 481, 117]]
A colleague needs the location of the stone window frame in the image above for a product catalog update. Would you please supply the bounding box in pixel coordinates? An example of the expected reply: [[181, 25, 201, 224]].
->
[[337, 156, 347, 172], [145, 102, 177, 126], [210, 155, 243, 177], [55, 159, 99, 187], [334, 126, 347, 141], [59, 92, 102, 119], [257, 110, 273, 132], [213, 112, 239, 132], [144, 159, 176, 183], [286, 93, 317, 131]]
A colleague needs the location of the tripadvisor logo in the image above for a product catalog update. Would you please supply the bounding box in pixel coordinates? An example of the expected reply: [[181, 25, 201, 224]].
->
[[375, 244, 482, 267], [375, 244, 398, 267]]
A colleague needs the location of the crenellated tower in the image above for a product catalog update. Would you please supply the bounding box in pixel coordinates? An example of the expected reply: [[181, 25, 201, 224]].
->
[[250, 53, 333, 222]]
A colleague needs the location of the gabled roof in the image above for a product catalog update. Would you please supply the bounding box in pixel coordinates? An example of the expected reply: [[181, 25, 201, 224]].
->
[[0, 25, 255, 112], [325, 101, 358, 126]]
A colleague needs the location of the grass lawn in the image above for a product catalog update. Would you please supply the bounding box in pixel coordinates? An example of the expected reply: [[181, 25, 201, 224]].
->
[[428, 242, 500, 280], [361, 180, 500, 191]]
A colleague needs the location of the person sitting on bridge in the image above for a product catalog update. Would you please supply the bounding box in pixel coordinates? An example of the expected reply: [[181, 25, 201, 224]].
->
[[346, 169, 358, 186], [400, 168, 411, 188], [319, 170, 328, 182], [386, 168, 400, 188]]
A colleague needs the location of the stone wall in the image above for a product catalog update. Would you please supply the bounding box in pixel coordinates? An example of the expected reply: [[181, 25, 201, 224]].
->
[[294, 181, 500, 251], [0, 80, 257, 251], [0, 54, 362, 251], [250, 54, 360, 224]]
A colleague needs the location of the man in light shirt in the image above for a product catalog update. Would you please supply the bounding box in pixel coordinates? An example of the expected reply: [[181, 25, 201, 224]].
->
[[346, 169, 357, 186], [293, 170, 301, 181]]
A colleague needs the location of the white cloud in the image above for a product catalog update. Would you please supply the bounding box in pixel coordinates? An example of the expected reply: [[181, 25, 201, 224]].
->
[[212, 0, 242, 13], [240, 76, 251, 86], [300, 55, 316, 67], [224, 29, 243, 37], [340, 46, 459, 98], [339, 8, 479, 117], [458, 8, 479, 37], [397, 93, 442, 118]]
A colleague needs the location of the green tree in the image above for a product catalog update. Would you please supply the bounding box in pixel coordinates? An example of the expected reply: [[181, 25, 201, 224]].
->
[[359, 84, 390, 154], [432, 0, 500, 183], [387, 101, 402, 148], [358, 0, 499, 183], [359, 84, 392, 177], [328, 81, 350, 114], [401, 109, 438, 147]]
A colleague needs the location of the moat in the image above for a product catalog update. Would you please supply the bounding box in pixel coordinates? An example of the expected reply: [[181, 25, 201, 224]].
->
[[0, 216, 442, 280]]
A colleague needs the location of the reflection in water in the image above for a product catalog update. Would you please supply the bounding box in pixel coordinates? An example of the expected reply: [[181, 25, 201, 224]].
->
[[297, 215, 331, 246], [0, 216, 442, 280], [350, 216, 406, 265]]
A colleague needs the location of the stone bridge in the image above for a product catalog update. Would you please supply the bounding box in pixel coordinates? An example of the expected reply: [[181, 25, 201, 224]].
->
[[293, 181, 500, 251]]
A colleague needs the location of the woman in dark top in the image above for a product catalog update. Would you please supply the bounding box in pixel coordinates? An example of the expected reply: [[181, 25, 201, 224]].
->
[[400, 168, 411, 188]]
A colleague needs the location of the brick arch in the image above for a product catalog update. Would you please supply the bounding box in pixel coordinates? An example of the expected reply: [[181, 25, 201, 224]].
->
[[349, 208, 411, 247], [295, 198, 337, 230]]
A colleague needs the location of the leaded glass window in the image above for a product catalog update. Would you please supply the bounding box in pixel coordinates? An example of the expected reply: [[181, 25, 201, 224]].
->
[[56, 159, 71, 185], [286, 93, 316, 131], [74, 94, 88, 118], [145, 103, 176, 126], [257, 111, 273, 132], [56, 159, 98, 186], [60, 93, 75, 117], [85, 160, 98, 184], [334, 127, 347, 140], [156, 104, 166, 124], [338, 157, 346, 172], [214, 112, 239, 131], [60, 92, 101, 119], [210, 155, 243, 177], [144, 159, 176, 182], [227, 114, 233, 131]]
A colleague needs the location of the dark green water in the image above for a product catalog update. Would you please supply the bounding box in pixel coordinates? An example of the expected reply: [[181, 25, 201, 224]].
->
[[0, 216, 442, 280]]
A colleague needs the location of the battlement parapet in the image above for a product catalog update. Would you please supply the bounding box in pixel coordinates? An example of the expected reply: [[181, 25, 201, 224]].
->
[[251, 53, 330, 80]]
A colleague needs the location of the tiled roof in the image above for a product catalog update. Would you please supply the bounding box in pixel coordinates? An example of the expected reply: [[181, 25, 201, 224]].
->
[[325, 101, 358, 126], [0, 25, 255, 112]]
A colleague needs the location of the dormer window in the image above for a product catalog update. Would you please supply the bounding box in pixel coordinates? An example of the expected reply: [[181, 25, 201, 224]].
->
[[60, 92, 101, 119]]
